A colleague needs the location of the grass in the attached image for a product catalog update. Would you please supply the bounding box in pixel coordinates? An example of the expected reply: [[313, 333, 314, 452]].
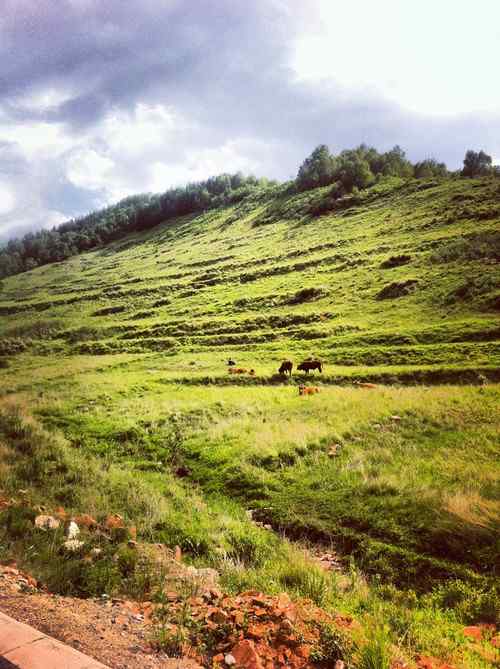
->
[[0, 175, 499, 667]]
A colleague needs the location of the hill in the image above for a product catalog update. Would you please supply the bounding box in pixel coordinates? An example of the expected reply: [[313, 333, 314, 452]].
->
[[0, 175, 499, 668], [1, 176, 499, 374]]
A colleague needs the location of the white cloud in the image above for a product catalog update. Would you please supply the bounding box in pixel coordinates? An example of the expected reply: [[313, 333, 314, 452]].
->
[[1, 121, 74, 161], [292, 0, 500, 116], [0, 182, 16, 216], [150, 139, 265, 191], [102, 103, 180, 155], [13, 87, 75, 113], [66, 148, 115, 192]]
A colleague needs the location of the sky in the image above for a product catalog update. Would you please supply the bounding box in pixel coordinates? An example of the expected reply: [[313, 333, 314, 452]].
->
[[1, 0, 499, 241]]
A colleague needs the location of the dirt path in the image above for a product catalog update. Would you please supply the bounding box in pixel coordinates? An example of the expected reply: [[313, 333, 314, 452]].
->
[[0, 566, 200, 669]]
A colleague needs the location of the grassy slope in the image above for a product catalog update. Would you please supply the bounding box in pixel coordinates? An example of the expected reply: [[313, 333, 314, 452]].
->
[[1, 176, 499, 667]]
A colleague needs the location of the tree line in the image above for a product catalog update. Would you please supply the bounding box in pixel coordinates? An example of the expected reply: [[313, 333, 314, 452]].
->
[[0, 147, 497, 280], [295, 145, 497, 192], [0, 173, 270, 279]]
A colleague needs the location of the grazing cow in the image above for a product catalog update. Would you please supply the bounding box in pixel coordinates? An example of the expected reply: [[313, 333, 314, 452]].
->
[[228, 367, 250, 375], [353, 381, 378, 389], [279, 360, 293, 376], [297, 360, 322, 374], [298, 385, 320, 396]]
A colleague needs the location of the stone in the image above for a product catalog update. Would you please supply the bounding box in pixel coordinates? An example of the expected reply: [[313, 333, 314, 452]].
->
[[104, 514, 125, 530], [225, 653, 236, 665], [74, 513, 98, 528], [230, 639, 263, 669], [67, 521, 80, 539], [63, 539, 84, 552], [463, 626, 482, 641], [34, 515, 60, 531]]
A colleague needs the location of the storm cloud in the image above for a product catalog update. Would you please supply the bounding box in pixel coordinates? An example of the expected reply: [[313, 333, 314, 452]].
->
[[1, 0, 499, 240]]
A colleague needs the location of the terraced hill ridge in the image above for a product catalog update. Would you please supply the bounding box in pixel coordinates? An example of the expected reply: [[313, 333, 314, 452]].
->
[[0, 176, 499, 382], [1, 175, 500, 668]]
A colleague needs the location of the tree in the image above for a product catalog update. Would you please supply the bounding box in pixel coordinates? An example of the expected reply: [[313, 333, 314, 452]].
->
[[414, 158, 448, 178], [296, 145, 337, 191], [380, 145, 413, 177], [336, 150, 374, 192], [461, 150, 492, 177]]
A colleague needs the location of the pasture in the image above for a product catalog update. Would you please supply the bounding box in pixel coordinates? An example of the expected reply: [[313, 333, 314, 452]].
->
[[0, 176, 499, 667]]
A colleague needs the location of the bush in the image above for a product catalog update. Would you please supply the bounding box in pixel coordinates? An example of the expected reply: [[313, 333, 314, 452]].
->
[[358, 625, 392, 669], [286, 286, 327, 304], [424, 580, 500, 624], [311, 623, 356, 665], [380, 255, 412, 269], [376, 280, 418, 300], [92, 305, 127, 316]]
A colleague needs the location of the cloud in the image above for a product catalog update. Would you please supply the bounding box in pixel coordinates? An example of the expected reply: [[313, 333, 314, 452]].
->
[[0, 0, 499, 240]]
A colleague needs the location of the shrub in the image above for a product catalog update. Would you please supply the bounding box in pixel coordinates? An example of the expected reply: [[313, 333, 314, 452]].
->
[[424, 580, 500, 624], [380, 255, 412, 269], [358, 625, 392, 669], [92, 305, 127, 316], [376, 280, 418, 300], [311, 623, 356, 665], [286, 286, 327, 304]]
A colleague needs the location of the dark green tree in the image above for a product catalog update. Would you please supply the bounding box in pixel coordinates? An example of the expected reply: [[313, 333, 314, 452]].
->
[[414, 158, 448, 178], [296, 145, 337, 190], [461, 150, 493, 177]]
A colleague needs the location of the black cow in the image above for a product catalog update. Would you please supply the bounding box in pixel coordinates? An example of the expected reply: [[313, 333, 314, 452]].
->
[[297, 360, 322, 374], [278, 360, 293, 376], [227, 359, 236, 366]]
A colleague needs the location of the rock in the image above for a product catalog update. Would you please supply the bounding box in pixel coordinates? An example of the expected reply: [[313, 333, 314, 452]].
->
[[34, 515, 60, 530], [225, 654, 236, 665], [230, 639, 263, 669], [74, 513, 98, 528], [463, 626, 482, 641], [104, 514, 125, 530], [63, 539, 85, 552], [54, 507, 68, 520], [67, 521, 80, 539]]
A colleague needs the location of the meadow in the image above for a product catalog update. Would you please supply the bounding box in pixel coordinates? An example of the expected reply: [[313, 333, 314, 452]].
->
[[0, 175, 499, 667]]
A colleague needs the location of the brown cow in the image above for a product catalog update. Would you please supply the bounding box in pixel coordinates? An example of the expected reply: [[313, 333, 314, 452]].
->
[[228, 367, 248, 374], [353, 381, 378, 389], [297, 360, 322, 374], [279, 360, 293, 376], [298, 385, 320, 396]]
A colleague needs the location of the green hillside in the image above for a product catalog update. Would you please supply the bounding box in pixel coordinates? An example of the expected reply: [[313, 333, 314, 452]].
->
[[1, 175, 499, 668], [1, 176, 499, 375]]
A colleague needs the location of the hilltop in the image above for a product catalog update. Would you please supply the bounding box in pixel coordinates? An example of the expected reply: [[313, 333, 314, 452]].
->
[[0, 174, 499, 668]]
